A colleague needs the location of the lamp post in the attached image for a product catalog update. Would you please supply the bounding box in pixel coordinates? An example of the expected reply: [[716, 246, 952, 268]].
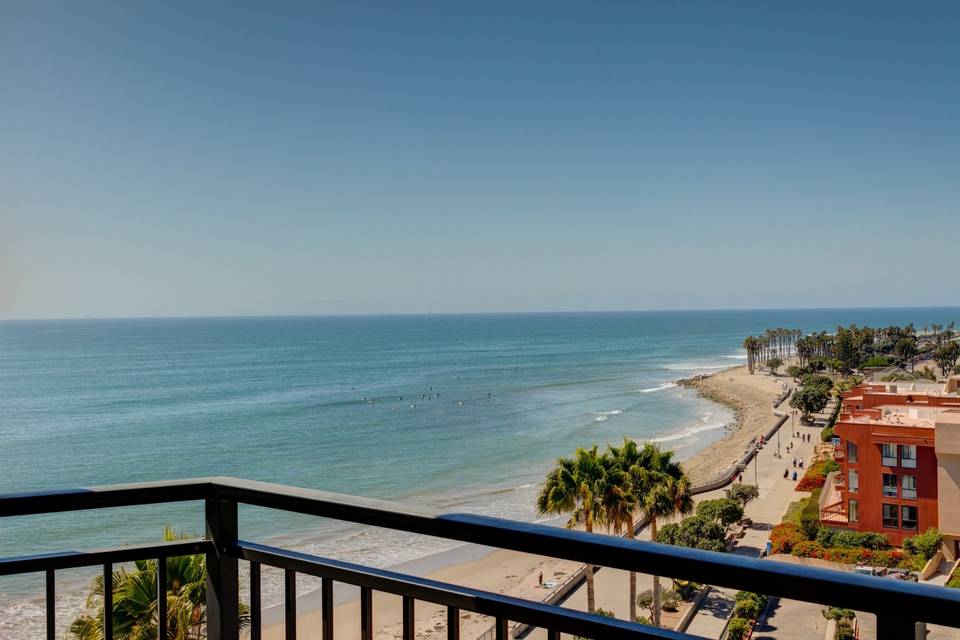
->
[[754, 448, 759, 486]]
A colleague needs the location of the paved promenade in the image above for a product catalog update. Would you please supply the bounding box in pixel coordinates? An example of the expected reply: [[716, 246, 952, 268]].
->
[[683, 384, 821, 637], [527, 373, 829, 639]]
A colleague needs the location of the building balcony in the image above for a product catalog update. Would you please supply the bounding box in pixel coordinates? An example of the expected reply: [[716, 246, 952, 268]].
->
[[2, 477, 959, 640]]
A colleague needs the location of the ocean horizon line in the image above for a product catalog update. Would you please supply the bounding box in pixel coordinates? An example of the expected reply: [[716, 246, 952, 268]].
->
[[4, 304, 960, 323]]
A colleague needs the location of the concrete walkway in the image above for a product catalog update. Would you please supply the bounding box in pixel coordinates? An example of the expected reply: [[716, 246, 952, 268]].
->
[[684, 380, 823, 638]]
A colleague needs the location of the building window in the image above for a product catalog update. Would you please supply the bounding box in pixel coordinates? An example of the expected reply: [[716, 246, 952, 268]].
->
[[882, 443, 898, 466], [882, 473, 898, 498], [847, 441, 858, 463], [902, 475, 917, 500], [902, 505, 918, 530], [849, 499, 859, 523], [901, 445, 918, 469], [882, 504, 899, 528], [848, 469, 859, 492]]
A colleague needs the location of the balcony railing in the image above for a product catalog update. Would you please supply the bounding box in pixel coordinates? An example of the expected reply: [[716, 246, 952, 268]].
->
[[2, 477, 959, 640]]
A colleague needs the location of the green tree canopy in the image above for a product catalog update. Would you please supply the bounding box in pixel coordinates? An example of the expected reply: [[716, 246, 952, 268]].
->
[[537, 445, 609, 613], [655, 515, 726, 552], [695, 498, 744, 527], [726, 483, 760, 507], [790, 387, 829, 421]]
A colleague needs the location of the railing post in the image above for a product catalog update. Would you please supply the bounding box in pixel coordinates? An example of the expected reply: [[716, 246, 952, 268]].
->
[[206, 498, 240, 640]]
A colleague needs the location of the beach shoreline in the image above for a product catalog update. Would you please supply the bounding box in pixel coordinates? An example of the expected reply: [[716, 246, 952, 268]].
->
[[678, 364, 789, 485], [259, 363, 787, 639]]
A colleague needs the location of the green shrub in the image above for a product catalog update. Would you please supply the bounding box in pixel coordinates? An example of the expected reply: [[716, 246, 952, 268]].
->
[[799, 507, 822, 540], [903, 528, 942, 561], [862, 356, 891, 368], [733, 591, 766, 620], [671, 579, 701, 600], [820, 425, 835, 442], [815, 527, 836, 547], [787, 365, 808, 379], [767, 357, 783, 374], [947, 573, 960, 589], [835, 619, 855, 640], [822, 607, 855, 621], [727, 617, 751, 640], [830, 530, 890, 550], [661, 591, 680, 612]]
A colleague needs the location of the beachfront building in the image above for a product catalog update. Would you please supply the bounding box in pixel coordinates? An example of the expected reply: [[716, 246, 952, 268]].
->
[[820, 377, 960, 550]]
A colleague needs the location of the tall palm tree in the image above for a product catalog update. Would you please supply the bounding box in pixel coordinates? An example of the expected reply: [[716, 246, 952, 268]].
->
[[537, 445, 608, 614], [606, 439, 643, 622], [638, 445, 693, 627], [71, 526, 248, 640]]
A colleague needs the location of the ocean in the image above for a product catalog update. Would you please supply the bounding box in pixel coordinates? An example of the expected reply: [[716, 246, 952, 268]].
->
[[1, 308, 957, 637]]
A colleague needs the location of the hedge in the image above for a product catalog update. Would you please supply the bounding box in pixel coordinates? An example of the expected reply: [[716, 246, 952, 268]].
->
[[790, 543, 917, 569]]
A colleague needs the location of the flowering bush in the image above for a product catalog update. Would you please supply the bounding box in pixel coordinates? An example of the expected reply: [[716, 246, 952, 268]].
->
[[791, 540, 825, 558], [795, 457, 841, 491], [770, 523, 805, 554], [789, 543, 917, 569], [796, 473, 827, 491]]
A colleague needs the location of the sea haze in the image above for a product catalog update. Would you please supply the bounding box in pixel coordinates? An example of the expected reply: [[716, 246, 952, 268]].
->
[[0, 308, 957, 636]]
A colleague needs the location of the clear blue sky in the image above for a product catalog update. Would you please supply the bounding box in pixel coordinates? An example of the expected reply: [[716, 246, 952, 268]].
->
[[2, 1, 958, 318]]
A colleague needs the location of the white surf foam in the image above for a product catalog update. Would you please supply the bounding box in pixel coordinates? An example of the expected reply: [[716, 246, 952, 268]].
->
[[639, 382, 678, 393], [592, 409, 623, 422], [663, 362, 730, 371], [648, 414, 727, 444]]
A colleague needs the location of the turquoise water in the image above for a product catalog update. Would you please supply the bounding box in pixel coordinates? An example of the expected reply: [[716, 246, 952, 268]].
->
[[1, 308, 957, 635]]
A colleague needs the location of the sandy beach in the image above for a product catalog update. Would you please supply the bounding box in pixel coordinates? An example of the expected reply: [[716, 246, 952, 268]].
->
[[261, 364, 787, 640], [680, 364, 789, 485]]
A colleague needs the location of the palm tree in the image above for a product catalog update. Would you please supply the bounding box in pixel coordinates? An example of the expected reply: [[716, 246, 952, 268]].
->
[[537, 445, 608, 614], [71, 526, 248, 640], [638, 445, 693, 627], [605, 439, 641, 622]]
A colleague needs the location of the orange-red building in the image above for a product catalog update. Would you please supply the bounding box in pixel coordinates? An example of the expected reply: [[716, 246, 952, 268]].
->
[[820, 377, 960, 550]]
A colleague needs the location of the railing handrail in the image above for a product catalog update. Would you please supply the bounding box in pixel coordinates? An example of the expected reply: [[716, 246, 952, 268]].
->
[[0, 539, 211, 576], [233, 541, 691, 640], [2, 477, 959, 635]]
